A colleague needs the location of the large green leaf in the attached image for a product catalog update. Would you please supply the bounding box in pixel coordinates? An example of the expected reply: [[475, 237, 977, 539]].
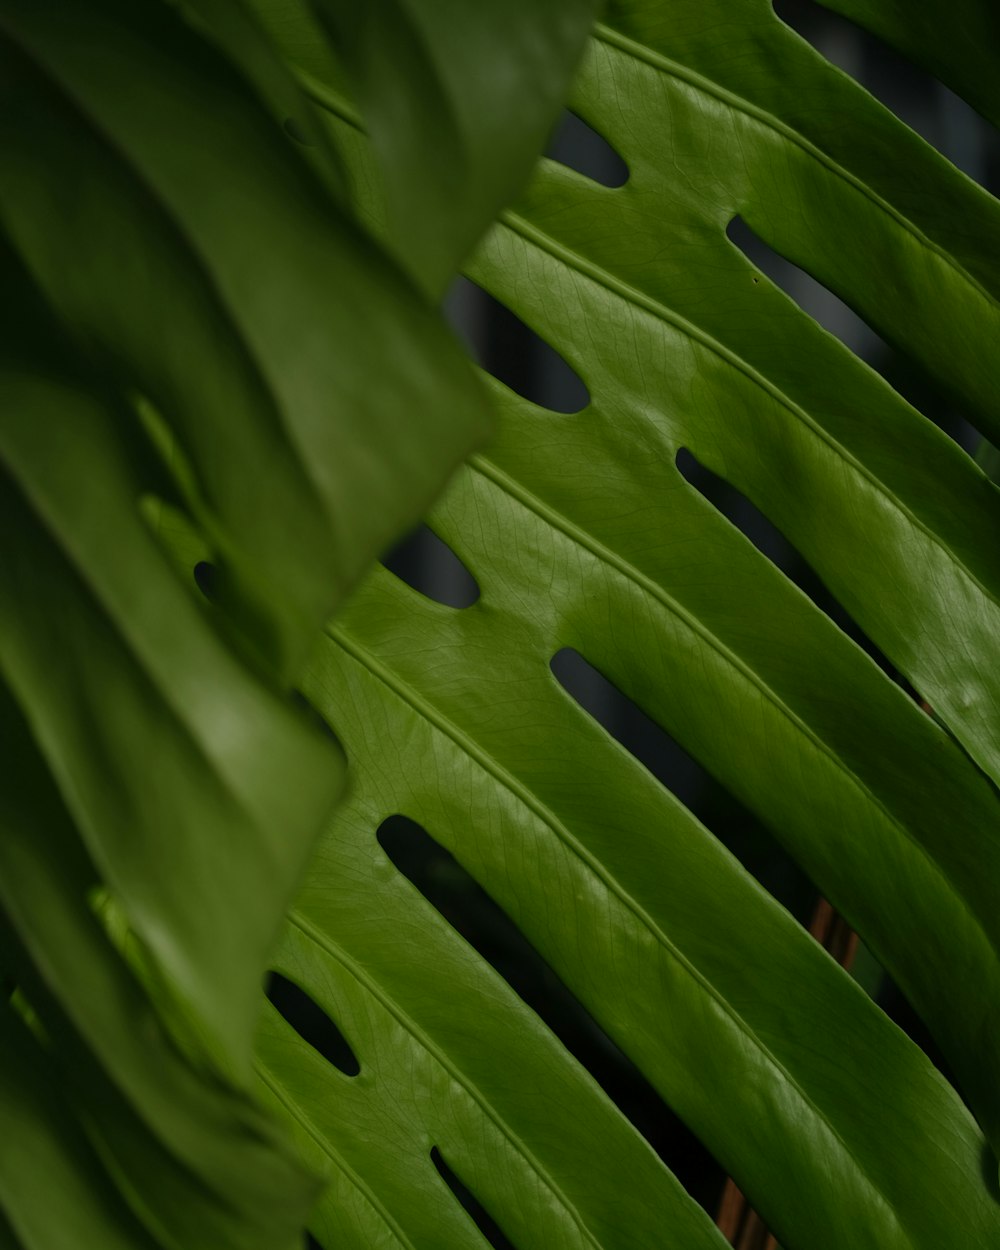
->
[[254, 2, 1000, 1247], [0, 1, 597, 1245]]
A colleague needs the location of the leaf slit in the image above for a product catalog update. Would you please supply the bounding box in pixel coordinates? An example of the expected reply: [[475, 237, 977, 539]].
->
[[545, 109, 629, 188], [725, 216, 985, 454], [549, 650, 821, 930], [675, 447, 920, 697], [377, 814, 725, 1212], [772, 0, 998, 188], [727, 214, 886, 363], [445, 276, 590, 414], [430, 1147, 515, 1250], [192, 561, 218, 601], [264, 971, 360, 1077], [381, 524, 480, 609]]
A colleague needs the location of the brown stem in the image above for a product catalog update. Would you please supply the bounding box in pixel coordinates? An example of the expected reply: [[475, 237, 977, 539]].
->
[[714, 895, 858, 1247]]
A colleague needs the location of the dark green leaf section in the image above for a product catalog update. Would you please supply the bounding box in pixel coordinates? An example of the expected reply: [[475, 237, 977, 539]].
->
[[812, 0, 1000, 128], [260, 2, 1000, 1246], [181, 0, 351, 205], [0, 0, 490, 680], [255, 856, 730, 1250], [0, 0, 601, 1246], [308, 0, 601, 298], [0, 366, 340, 1070], [0, 687, 321, 1250]]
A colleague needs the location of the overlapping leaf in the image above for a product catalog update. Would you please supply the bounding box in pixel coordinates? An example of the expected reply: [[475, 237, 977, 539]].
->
[[818, 0, 1000, 129], [255, 2, 1000, 1247], [0, 1, 597, 1245]]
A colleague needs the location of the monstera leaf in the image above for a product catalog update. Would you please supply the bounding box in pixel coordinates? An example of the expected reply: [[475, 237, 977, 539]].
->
[[0, 2, 595, 1246], [249, 2, 1000, 1248]]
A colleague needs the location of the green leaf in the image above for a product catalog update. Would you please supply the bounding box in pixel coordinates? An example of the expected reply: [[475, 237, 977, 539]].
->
[[0, 1, 602, 1245], [307, 0, 602, 298], [257, 486, 1000, 1248], [0, 684, 321, 1250], [0, 0, 491, 679], [254, 3, 1000, 1247], [470, 0, 1000, 1157], [0, 358, 342, 1070]]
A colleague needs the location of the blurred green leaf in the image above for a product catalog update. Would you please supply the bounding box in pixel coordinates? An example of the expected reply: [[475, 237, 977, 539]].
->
[[0, 0, 596, 1245], [254, 3, 1000, 1247]]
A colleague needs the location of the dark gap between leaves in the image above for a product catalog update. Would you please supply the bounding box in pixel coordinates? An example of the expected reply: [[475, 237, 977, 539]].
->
[[444, 275, 590, 415], [430, 1147, 515, 1250], [191, 564, 340, 736], [875, 972, 956, 1089], [290, 688, 339, 743], [727, 214, 887, 365], [550, 651, 964, 1201], [265, 971, 360, 1077], [772, 0, 999, 189], [550, 649, 820, 930], [304, 1235, 322, 1250], [192, 560, 218, 601], [378, 814, 724, 1214], [381, 524, 480, 609], [726, 217, 984, 453], [545, 108, 629, 188], [676, 447, 920, 698]]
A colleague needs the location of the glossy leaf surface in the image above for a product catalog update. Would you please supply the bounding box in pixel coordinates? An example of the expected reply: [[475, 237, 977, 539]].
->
[[256, 2, 1000, 1247]]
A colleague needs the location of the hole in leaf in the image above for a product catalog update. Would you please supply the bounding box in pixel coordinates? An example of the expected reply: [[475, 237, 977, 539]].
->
[[727, 217, 983, 453], [381, 524, 480, 608], [772, 0, 999, 187], [378, 815, 724, 1213], [265, 971, 360, 1077], [445, 276, 590, 414], [545, 109, 629, 187], [549, 650, 820, 928], [727, 215, 886, 363], [675, 448, 920, 696], [430, 1148, 514, 1250], [193, 560, 218, 601]]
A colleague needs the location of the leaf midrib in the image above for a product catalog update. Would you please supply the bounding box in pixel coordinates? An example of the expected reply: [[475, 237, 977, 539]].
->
[[0, 16, 336, 537]]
